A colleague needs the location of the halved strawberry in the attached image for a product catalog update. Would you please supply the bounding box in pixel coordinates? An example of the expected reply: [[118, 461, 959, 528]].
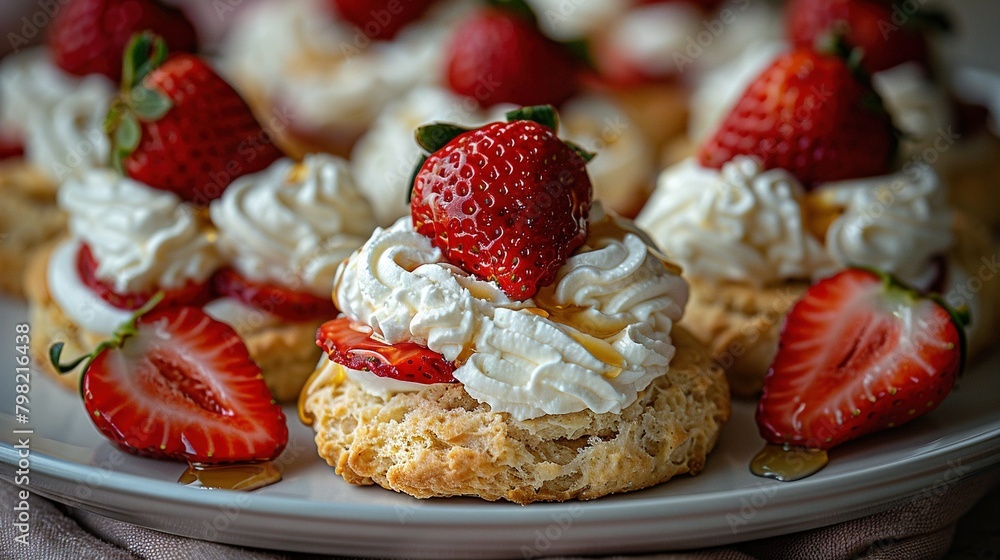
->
[[51, 304, 288, 463], [756, 268, 965, 450], [212, 267, 337, 323], [106, 33, 284, 205], [317, 318, 457, 384], [77, 243, 211, 311]]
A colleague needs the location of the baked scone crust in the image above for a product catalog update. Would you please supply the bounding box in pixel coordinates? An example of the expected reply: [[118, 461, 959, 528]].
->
[[25, 242, 321, 402], [303, 327, 730, 504], [680, 211, 999, 398], [0, 161, 63, 297]]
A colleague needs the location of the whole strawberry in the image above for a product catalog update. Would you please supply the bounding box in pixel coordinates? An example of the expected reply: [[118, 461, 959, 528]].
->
[[445, 8, 582, 108], [757, 268, 965, 450], [787, 0, 933, 74], [328, 0, 437, 40], [51, 301, 288, 463], [47, 0, 199, 82], [106, 33, 284, 204], [697, 47, 897, 187], [411, 106, 593, 300]]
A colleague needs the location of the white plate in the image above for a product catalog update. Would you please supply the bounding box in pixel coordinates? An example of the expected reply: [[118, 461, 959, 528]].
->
[[2, 294, 999, 559]]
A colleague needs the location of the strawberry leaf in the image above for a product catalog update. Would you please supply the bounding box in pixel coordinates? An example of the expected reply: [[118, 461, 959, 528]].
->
[[407, 154, 429, 203], [129, 86, 173, 121], [415, 123, 471, 153], [564, 140, 596, 163], [506, 105, 558, 132], [111, 112, 141, 174], [121, 32, 169, 92]]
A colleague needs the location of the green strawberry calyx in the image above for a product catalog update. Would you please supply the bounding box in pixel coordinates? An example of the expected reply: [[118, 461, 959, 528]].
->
[[408, 105, 595, 201], [49, 292, 165, 396], [105, 32, 174, 175]]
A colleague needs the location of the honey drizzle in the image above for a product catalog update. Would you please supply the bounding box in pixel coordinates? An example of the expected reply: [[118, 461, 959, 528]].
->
[[750, 444, 829, 482], [297, 361, 345, 427], [178, 462, 282, 491]]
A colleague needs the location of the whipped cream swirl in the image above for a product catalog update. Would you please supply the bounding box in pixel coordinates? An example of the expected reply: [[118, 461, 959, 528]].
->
[[334, 203, 688, 420], [637, 157, 832, 286], [820, 162, 953, 288], [639, 158, 953, 288], [58, 169, 221, 293], [0, 48, 113, 180], [211, 154, 376, 296]]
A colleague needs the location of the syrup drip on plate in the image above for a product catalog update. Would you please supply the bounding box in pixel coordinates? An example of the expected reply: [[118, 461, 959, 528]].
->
[[750, 444, 829, 482], [179, 462, 282, 491]]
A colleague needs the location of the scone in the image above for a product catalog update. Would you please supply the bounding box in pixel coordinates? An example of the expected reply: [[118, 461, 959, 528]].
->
[[301, 108, 730, 503], [638, 47, 1000, 397], [303, 327, 728, 504], [0, 162, 64, 295]]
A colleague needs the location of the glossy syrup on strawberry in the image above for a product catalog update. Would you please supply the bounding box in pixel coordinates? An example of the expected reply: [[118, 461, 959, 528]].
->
[[751, 268, 965, 481], [51, 300, 288, 478], [317, 318, 456, 384], [410, 106, 593, 300]]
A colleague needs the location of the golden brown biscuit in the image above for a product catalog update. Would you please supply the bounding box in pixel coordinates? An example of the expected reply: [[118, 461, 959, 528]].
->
[[302, 327, 730, 504], [680, 211, 1000, 398], [25, 243, 321, 402], [0, 160, 63, 297]]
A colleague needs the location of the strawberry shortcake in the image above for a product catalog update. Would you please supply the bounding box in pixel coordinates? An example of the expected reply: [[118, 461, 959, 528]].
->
[[637, 45, 998, 397], [301, 107, 730, 503], [27, 34, 375, 402], [0, 0, 198, 296]]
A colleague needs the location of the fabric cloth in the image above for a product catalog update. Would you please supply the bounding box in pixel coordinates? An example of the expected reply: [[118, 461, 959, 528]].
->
[[2, 470, 999, 560]]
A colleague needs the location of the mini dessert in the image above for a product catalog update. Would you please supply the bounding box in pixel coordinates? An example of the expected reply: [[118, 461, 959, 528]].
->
[[752, 268, 965, 481], [208, 153, 377, 401], [686, 0, 1000, 225], [26, 34, 292, 391], [50, 302, 289, 490], [302, 107, 730, 503], [0, 0, 199, 296], [219, 0, 470, 158], [637, 46, 998, 397]]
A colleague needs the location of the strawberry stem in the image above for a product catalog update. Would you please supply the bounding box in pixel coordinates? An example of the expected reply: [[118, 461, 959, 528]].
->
[[415, 123, 471, 153], [48, 292, 166, 397]]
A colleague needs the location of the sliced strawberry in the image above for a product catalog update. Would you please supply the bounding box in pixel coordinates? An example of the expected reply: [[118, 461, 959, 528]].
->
[[106, 33, 284, 206], [328, 0, 437, 40], [47, 0, 199, 82], [51, 305, 288, 463], [317, 318, 457, 384], [212, 267, 337, 323], [77, 243, 211, 311], [0, 134, 24, 160], [756, 268, 965, 450]]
